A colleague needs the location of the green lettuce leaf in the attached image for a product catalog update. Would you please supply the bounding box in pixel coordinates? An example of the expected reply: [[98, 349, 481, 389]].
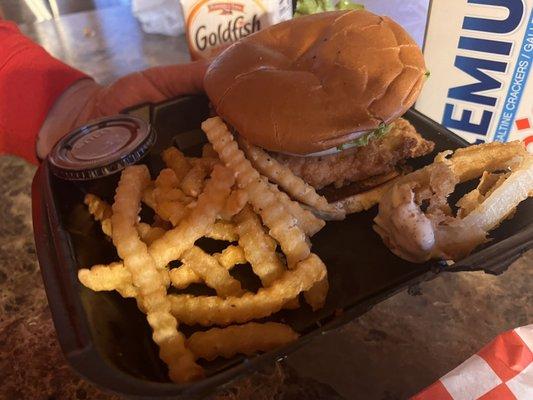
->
[[294, 0, 363, 16], [336, 123, 392, 151], [336, 0, 364, 11]]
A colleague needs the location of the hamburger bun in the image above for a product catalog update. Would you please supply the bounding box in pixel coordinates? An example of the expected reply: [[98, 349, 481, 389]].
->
[[204, 10, 427, 155]]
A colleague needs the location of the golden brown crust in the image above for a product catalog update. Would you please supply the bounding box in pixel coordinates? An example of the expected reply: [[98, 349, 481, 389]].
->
[[205, 10, 427, 154], [272, 118, 434, 189]]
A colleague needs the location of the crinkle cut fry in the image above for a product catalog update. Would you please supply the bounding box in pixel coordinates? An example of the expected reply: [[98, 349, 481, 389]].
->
[[86, 168, 233, 294], [95, 221, 166, 246], [84, 194, 113, 236], [303, 274, 329, 311], [170, 245, 246, 289], [267, 182, 325, 236], [142, 185, 158, 210], [202, 143, 218, 158], [216, 245, 247, 269], [149, 164, 235, 269], [202, 117, 310, 267], [205, 220, 238, 241], [234, 205, 285, 287], [79, 244, 246, 295], [180, 163, 207, 198], [155, 168, 179, 189], [187, 322, 299, 361], [239, 137, 343, 216], [156, 199, 189, 227], [334, 182, 393, 215], [84, 195, 167, 246], [181, 246, 244, 297], [84, 193, 112, 221], [162, 147, 191, 183], [155, 187, 194, 205], [221, 188, 248, 220], [149, 185, 235, 237], [151, 173, 192, 226], [137, 223, 166, 246], [78, 262, 137, 298], [169, 254, 327, 326], [111, 165, 202, 382]]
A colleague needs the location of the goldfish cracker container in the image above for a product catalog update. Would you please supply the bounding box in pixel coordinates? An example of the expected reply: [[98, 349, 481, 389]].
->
[[416, 0, 533, 152], [180, 0, 292, 60]]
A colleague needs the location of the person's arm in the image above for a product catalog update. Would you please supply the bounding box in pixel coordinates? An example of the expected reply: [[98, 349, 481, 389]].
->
[[0, 20, 208, 164], [0, 21, 88, 164], [37, 62, 208, 160]]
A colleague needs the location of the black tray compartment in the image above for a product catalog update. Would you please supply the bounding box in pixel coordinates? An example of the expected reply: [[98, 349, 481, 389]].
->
[[32, 95, 533, 398]]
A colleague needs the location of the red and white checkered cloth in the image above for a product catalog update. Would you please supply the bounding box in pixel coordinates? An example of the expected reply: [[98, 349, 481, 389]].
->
[[412, 325, 533, 399]]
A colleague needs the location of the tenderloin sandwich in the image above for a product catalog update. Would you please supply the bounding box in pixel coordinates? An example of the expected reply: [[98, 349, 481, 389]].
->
[[204, 10, 434, 195]]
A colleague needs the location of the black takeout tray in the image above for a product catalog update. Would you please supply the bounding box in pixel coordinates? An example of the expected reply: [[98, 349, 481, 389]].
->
[[32, 95, 533, 399]]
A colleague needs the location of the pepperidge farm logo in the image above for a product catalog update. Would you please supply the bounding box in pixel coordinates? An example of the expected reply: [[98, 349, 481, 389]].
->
[[207, 2, 245, 14], [416, 0, 533, 151]]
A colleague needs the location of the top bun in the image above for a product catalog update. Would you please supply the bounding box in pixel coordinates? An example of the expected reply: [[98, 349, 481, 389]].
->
[[204, 10, 427, 155]]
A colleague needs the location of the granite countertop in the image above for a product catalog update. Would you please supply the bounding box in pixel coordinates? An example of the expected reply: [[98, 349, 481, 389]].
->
[[1, 6, 532, 400]]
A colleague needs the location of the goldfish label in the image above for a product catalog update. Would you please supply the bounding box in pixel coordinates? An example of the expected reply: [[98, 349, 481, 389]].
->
[[180, 0, 292, 60], [416, 0, 533, 152]]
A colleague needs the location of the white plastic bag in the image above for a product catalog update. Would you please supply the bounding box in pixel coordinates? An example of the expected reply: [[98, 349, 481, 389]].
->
[[355, 0, 430, 47], [132, 0, 185, 36]]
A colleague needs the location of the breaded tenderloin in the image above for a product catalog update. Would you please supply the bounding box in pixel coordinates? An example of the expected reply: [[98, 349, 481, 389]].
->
[[273, 118, 434, 189]]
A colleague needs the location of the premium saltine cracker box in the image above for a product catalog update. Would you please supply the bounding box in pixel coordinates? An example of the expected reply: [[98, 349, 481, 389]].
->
[[416, 0, 533, 151]]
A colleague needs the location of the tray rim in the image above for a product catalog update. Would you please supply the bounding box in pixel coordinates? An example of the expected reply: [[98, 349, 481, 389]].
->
[[31, 99, 533, 398]]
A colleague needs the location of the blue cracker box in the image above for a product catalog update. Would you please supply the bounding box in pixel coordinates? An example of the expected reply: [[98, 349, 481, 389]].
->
[[416, 0, 533, 151]]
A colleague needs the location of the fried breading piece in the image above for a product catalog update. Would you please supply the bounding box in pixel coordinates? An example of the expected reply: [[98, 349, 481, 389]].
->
[[374, 143, 533, 263]]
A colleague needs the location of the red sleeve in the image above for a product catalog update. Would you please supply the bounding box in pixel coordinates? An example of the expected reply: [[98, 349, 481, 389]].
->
[[0, 21, 88, 164]]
